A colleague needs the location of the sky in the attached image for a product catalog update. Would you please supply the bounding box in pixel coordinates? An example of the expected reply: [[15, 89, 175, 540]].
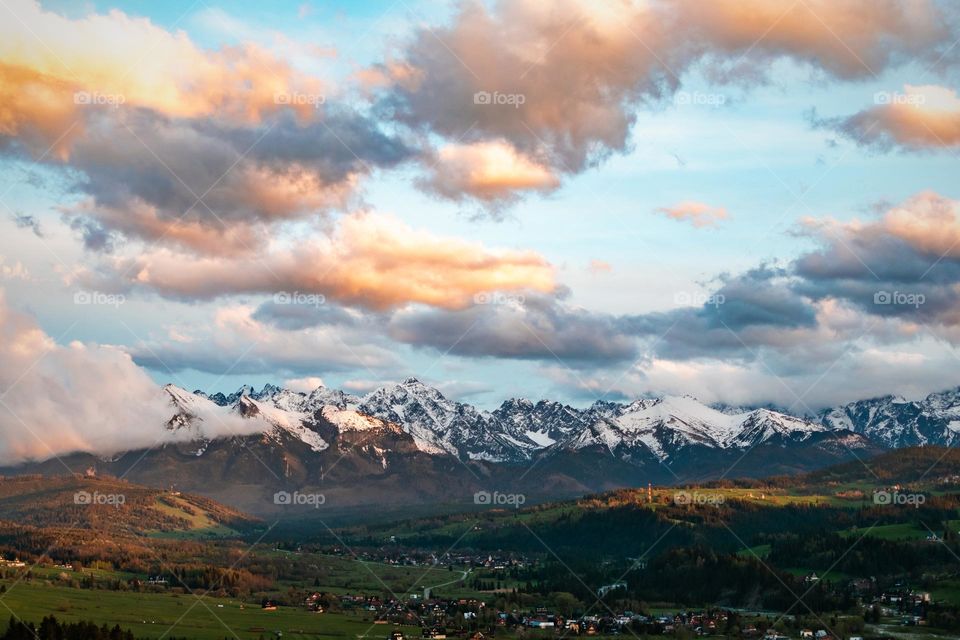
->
[[1, 0, 960, 429]]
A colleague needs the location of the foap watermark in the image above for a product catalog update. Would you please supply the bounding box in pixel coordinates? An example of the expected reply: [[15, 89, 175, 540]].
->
[[873, 490, 925, 508], [74, 290, 126, 308], [673, 490, 725, 506], [274, 291, 326, 307], [74, 91, 126, 108], [274, 92, 326, 108], [674, 91, 726, 107], [473, 91, 526, 108], [474, 490, 526, 509], [674, 291, 725, 307], [473, 292, 525, 305], [874, 91, 925, 106], [874, 290, 925, 308], [274, 490, 326, 508], [74, 491, 125, 507]]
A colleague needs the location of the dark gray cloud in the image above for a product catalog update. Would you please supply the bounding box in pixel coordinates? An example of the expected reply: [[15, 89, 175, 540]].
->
[[2, 104, 413, 255], [61, 107, 412, 244], [251, 299, 363, 331], [387, 293, 639, 364], [68, 216, 115, 253]]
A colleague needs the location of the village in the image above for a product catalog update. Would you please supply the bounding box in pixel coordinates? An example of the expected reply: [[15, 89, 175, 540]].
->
[[266, 586, 935, 640]]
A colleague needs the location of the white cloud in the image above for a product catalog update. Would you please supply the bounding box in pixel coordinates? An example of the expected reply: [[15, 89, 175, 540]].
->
[[0, 289, 263, 465]]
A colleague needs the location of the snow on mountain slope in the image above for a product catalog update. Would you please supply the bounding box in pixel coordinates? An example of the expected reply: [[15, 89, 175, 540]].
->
[[235, 396, 329, 452], [320, 406, 398, 434], [493, 398, 589, 451], [562, 395, 830, 461], [821, 389, 960, 448], [728, 409, 827, 448], [356, 378, 534, 460], [357, 378, 466, 455], [163, 378, 960, 468]]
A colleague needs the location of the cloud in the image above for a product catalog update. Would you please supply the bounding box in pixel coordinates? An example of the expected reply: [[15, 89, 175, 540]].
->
[[341, 379, 393, 395], [793, 191, 960, 324], [417, 140, 560, 204], [129, 303, 397, 376], [545, 334, 960, 411], [0, 0, 326, 147], [623, 266, 822, 361], [556, 191, 960, 407], [588, 259, 612, 274], [0, 289, 262, 465], [388, 293, 638, 364], [0, 2, 412, 255], [52, 108, 409, 253], [817, 84, 960, 150], [435, 380, 495, 400], [655, 201, 729, 228], [11, 212, 42, 237], [252, 299, 361, 331], [374, 0, 953, 205], [0, 257, 29, 281], [283, 376, 326, 393], [79, 211, 558, 311], [622, 193, 960, 368]]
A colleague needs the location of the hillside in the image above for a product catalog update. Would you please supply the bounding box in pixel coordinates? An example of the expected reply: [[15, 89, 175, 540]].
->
[[329, 447, 960, 558], [0, 475, 257, 536]]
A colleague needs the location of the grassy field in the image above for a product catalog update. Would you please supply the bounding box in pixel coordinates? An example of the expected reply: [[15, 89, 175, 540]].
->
[[838, 523, 932, 541], [262, 550, 476, 599], [736, 544, 771, 559], [0, 578, 418, 640]]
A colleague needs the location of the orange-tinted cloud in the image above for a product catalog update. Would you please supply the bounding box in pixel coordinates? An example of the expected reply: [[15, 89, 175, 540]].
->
[[419, 141, 560, 203], [0, 0, 324, 155], [821, 84, 960, 150], [656, 201, 729, 228], [670, 0, 947, 79], [81, 212, 558, 310], [882, 190, 960, 257], [801, 191, 960, 260], [0, 1, 412, 253], [588, 259, 612, 274], [377, 0, 951, 204]]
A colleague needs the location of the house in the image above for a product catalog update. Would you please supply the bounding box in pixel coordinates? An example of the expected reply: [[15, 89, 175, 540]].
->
[[304, 592, 325, 612], [597, 582, 627, 598], [0, 559, 26, 568], [527, 619, 554, 629]]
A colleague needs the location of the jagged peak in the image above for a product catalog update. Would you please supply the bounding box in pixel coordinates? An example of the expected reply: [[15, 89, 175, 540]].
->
[[259, 383, 282, 397]]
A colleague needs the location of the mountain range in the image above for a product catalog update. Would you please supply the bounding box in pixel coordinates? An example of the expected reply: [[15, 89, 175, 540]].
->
[[6, 378, 960, 519]]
